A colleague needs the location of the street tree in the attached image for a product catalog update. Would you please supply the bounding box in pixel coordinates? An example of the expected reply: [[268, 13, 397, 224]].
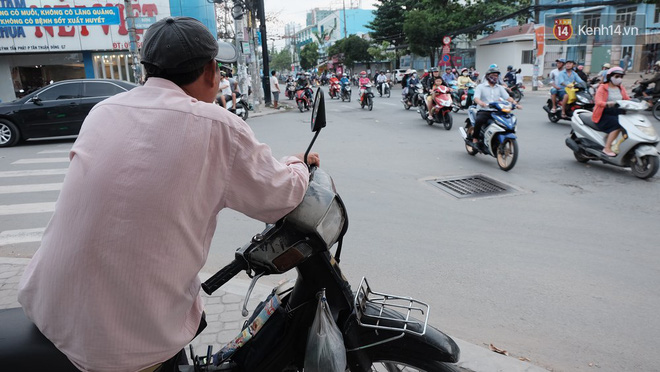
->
[[270, 49, 293, 72], [367, 0, 420, 68], [299, 43, 319, 70], [327, 35, 372, 69], [368, 41, 397, 67]]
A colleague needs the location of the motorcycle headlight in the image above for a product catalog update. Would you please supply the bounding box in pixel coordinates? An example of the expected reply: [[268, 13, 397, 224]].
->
[[578, 95, 589, 104], [316, 198, 345, 247], [636, 125, 658, 138]]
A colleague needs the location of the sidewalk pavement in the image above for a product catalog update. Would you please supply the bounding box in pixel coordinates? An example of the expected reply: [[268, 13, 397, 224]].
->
[[248, 104, 290, 119], [0, 257, 548, 372]]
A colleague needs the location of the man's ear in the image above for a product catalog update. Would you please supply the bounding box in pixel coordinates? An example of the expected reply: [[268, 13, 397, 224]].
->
[[204, 61, 217, 87]]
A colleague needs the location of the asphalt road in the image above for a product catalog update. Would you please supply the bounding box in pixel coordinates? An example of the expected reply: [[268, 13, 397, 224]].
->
[[1, 85, 659, 371]]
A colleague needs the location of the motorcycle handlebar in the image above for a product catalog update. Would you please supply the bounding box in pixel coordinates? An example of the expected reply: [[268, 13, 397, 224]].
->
[[202, 259, 247, 295]]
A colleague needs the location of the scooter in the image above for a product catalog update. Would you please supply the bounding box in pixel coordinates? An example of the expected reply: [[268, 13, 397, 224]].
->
[[340, 83, 352, 102], [329, 81, 341, 99], [286, 81, 296, 100], [295, 87, 312, 113], [451, 82, 476, 112], [508, 82, 524, 103], [459, 102, 519, 171], [425, 85, 454, 130], [378, 80, 391, 98], [359, 84, 374, 111], [565, 100, 660, 179], [402, 83, 424, 110], [543, 82, 594, 123], [0, 89, 462, 372], [216, 94, 249, 121]]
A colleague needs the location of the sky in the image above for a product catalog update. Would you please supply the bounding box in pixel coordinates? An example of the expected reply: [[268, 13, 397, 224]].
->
[[264, 0, 377, 49]]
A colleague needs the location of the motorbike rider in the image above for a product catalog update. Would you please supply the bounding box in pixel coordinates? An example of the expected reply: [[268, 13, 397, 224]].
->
[[456, 68, 474, 97], [406, 70, 421, 102], [358, 70, 372, 103], [422, 67, 442, 93], [339, 73, 350, 90], [557, 60, 585, 119], [217, 70, 236, 111], [504, 65, 517, 87], [640, 61, 660, 98], [598, 63, 611, 82], [442, 67, 456, 83], [549, 58, 566, 113], [296, 73, 313, 102], [576, 65, 588, 82], [17, 16, 320, 372], [592, 66, 631, 156], [376, 70, 388, 93], [425, 75, 448, 120], [470, 68, 522, 145]]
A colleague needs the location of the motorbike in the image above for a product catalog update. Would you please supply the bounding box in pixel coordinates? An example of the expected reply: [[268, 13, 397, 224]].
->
[[377, 80, 391, 98], [286, 82, 296, 100], [507, 82, 525, 103], [565, 100, 660, 179], [329, 81, 341, 100], [451, 82, 476, 112], [340, 83, 352, 102], [402, 83, 424, 110], [424, 86, 454, 130], [459, 101, 519, 171], [0, 88, 463, 372], [359, 84, 374, 111], [295, 87, 312, 113], [543, 81, 594, 123], [217, 93, 249, 121]]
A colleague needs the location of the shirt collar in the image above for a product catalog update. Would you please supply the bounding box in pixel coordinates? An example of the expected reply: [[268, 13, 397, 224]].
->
[[143, 77, 191, 97]]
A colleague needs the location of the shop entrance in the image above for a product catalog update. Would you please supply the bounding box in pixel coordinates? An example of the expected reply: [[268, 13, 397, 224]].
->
[[92, 53, 138, 83]]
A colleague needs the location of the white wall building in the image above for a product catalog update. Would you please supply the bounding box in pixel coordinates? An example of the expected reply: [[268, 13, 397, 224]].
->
[[474, 23, 536, 80]]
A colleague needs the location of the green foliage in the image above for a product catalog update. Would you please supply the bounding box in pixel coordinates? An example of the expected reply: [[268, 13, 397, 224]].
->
[[299, 43, 319, 70], [368, 41, 397, 62], [327, 35, 373, 68], [367, 0, 411, 47], [270, 49, 293, 72]]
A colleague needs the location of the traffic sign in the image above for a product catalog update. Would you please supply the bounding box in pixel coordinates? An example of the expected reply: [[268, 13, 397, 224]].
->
[[133, 17, 156, 29], [442, 36, 451, 45], [442, 54, 450, 62]]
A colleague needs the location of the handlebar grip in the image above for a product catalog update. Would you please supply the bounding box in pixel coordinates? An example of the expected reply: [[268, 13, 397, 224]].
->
[[202, 259, 246, 295]]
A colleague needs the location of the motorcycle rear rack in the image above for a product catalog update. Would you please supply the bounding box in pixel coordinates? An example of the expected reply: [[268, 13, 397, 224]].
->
[[350, 277, 430, 350]]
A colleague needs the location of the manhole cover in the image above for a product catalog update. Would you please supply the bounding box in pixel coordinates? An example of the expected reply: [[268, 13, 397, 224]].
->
[[427, 175, 516, 199]]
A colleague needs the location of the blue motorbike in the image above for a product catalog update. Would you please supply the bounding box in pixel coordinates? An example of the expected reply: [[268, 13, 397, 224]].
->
[[459, 101, 519, 171], [450, 81, 476, 113]]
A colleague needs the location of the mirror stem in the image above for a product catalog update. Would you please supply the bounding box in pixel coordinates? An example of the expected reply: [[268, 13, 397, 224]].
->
[[303, 130, 321, 168]]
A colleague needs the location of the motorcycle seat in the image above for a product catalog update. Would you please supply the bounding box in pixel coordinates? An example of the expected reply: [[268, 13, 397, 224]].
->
[[0, 307, 78, 370], [579, 113, 600, 131]]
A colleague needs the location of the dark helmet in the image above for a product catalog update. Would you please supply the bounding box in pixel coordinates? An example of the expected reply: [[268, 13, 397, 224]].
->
[[486, 68, 500, 76], [507, 65, 513, 71], [430, 67, 439, 73]]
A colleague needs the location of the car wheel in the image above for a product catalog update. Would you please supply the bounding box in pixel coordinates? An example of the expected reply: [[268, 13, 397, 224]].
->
[[0, 119, 20, 147]]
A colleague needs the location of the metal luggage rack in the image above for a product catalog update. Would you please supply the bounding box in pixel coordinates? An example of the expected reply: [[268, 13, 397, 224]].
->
[[351, 277, 430, 350]]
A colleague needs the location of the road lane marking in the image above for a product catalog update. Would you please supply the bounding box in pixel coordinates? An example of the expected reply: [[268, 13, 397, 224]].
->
[[0, 202, 56, 216], [0, 183, 62, 194], [12, 158, 70, 164], [0, 228, 45, 245], [0, 169, 68, 178], [37, 149, 71, 154]]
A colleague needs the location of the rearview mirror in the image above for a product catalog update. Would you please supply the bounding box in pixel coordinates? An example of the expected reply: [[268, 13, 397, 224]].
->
[[31, 96, 42, 105], [310, 88, 326, 132]]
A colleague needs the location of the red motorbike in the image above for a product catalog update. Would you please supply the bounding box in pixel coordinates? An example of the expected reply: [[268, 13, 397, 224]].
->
[[295, 87, 312, 112], [329, 81, 341, 99], [426, 86, 454, 130]]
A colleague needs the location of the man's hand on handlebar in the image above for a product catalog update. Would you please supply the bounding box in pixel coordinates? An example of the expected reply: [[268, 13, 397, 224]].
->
[[295, 152, 320, 167]]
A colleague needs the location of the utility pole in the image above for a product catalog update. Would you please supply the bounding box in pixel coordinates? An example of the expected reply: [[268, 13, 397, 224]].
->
[[256, 0, 271, 105], [342, 0, 347, 38], [249, 11, 263, 113], [124, 0, 141, 84]]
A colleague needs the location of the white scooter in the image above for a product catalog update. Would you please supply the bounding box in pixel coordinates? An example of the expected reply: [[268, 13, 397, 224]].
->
[[565, 100, 660, 179]]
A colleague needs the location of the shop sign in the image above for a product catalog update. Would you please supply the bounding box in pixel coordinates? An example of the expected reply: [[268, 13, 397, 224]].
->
[[0, 6, 120, 27], [0, 0, 171, 54]]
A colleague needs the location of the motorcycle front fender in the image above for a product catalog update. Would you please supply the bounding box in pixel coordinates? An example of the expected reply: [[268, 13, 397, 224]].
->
[[634, 145, 660, 158]]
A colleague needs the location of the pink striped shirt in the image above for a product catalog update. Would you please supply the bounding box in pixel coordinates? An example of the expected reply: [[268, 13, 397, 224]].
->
[[18, 78, 309, 372]]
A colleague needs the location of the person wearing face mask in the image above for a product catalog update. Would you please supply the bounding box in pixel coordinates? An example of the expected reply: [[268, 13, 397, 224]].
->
[[456, 68, 474, 97], [592, 67, 630, 157], [557, 59, 585, 119], [406, 70, 420, 101], [469, 68, 521, 145]]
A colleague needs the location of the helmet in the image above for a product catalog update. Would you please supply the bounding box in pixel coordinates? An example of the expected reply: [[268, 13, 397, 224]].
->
[[486, 68, 500, 76], [460, 68, 468, 74], [360, 70, 366, 76], [507, 65, 513, 70], [577, 65, 584, 70], [405, 69, 415, 74], [386, 70, 390, 73], [430, 67, 439, 73], [655, 61, 660, 67], [556, 58, 566, 64], [606, 66, 625, 78], [603, 63, 611, 68], [473, 72, 480, 77], [445, 67, 452, 71], [489, 63, 498, 69]]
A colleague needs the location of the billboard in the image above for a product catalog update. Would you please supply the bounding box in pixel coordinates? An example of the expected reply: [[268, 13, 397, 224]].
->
[[0, 0, 171, 54]]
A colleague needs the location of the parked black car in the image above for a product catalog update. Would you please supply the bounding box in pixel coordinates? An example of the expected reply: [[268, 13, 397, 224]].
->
[[0, 79, 137, 147]]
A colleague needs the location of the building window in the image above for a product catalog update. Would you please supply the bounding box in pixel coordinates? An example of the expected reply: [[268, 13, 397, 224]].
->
[[582, 13, 600, 29], [655, 6, 660, 24], [521, 50, 534, 64], [616, 6, 637, 27]]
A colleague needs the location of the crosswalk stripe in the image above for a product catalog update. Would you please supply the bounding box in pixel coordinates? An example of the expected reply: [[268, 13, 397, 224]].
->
[[0, 228, 45, 245], [0, 169, 68, 178], [0, 202, 56, 216], [12, 158, 69, 164], [37, 150, 71, 154], [0, 183, 62, 194]]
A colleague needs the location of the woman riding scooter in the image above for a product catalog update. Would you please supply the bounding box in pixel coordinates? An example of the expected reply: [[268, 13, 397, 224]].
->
[[592, 66, 630, 157]]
